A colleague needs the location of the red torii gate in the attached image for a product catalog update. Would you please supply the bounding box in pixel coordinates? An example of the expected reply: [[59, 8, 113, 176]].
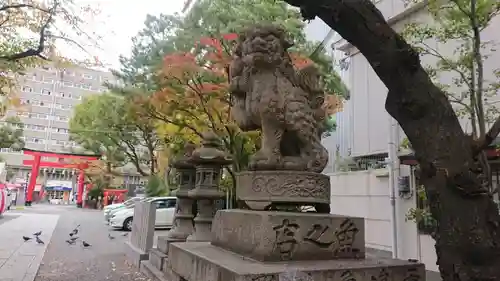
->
[[23, 149, 100, 207]]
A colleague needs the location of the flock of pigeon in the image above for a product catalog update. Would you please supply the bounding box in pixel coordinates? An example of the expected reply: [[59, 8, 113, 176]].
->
[[22, 224, 128, 247]]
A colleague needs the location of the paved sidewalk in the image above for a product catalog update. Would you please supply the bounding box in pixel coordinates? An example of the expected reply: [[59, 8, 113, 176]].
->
[[0, 212, 59, 281]]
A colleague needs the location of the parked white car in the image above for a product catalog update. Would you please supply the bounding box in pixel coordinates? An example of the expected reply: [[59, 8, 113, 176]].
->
[[109, 197, 176, 231], [103, 196, 144, 222]]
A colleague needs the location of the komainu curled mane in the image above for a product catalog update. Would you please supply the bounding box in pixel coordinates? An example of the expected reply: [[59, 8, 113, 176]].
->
[[228, 24, 329, 173]]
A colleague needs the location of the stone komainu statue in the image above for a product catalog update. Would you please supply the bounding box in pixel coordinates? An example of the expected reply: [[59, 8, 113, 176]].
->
[[228, 24, 329, 173]]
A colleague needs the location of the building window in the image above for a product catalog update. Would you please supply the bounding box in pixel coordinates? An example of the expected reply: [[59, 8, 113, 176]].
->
[[32, 138, 44, 144], [32, 125, 46, 131], [41, 89, 51, 95], [57, 116, 69, 121], [22, 86, 32, 92], [43, 77, 54, 84], [82, 73, 93, 79], [62, 81, 73, 87], [80, 83, 91, 90], [56, 128, 68, 133], [67, 93, 72, 98], [63, 70, 75, 77], [38, 114, 47, 119]]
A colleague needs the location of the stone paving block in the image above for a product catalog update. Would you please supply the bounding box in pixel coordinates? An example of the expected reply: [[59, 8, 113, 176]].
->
[[0, 213, 59, 281], [26, 255, 43, 275], [0, 251, 13, 259], [22, 272, 37, 281]]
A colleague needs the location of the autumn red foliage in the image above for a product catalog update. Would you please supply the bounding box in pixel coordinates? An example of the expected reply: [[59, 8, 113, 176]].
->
[[143, 33, 339, 138]]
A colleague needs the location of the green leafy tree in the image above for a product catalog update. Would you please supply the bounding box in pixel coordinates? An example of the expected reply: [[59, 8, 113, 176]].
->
[[69, 94, 160, 176], [402, 0, 500, 140], [111, 0, 348, 99], [402, 0, 500, 230], [110, 0, 348, 156], [0, 116, 24, 150], [144, 174, 168, 197], [282, 0, 500, 279], [0, 0, 104, 106], [108, 0, 347, 207]]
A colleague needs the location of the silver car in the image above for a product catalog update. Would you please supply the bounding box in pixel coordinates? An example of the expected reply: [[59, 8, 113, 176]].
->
[[103, 197, 144, 222]]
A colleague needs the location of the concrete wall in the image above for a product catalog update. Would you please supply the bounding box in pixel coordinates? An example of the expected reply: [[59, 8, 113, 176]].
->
[[328, 169, 439, 273]]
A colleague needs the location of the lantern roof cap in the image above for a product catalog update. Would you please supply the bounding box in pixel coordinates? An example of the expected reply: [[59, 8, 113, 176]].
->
[[190, 131, 232, 165], [171, 142, 196, 169]]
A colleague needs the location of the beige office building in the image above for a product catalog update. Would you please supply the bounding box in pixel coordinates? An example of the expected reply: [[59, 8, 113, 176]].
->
[[0, 64, 145, 189]]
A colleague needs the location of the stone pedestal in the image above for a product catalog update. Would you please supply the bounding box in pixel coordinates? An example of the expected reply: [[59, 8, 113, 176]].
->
[[168, 242, 425, 281], [125, 201, 156, 267], [236, 171, 331, 212], [163, 171, 426, 281], [211, 210, 365, 262]]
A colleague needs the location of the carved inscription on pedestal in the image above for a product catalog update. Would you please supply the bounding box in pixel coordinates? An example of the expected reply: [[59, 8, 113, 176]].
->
[[304, 218, 360, 254], [271, 218, 361, 260], [250, 274, 277, 281], [339, 270, 363, 281], [370, 268, 390, 281], [237, 171, 331, 210], [279, 271, 313, 281], [403, 267, 422, 281], [273, 219, 300, 260]]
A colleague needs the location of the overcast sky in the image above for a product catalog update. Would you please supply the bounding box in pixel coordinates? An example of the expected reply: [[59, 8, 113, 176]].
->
[[58, 0, 186, 70]]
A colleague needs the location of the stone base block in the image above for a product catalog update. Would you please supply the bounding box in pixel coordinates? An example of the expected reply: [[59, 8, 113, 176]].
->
[[163, 260, 183, 281], [236, 171, 330, 211], [140, 260, 169, 281], [157, 236, 184, 254], [124, 241, 149, 268], [211, 209, 365, 261], [149, 248, 167, 271], [169, 242, 426, 281]]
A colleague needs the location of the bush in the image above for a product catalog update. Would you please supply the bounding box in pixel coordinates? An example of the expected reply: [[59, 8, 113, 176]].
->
[[145, 174, 168, 197]]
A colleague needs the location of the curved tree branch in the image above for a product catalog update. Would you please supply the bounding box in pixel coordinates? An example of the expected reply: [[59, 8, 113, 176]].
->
[[0, 2, 58, 61]]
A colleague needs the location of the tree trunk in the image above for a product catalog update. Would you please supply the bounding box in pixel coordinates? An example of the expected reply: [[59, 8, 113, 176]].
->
[[283, 0, 500, 280]]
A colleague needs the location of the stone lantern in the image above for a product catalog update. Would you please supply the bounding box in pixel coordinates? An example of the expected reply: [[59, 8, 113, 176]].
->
[[166, 142, 197, 241], [187, 132, 232, 242]]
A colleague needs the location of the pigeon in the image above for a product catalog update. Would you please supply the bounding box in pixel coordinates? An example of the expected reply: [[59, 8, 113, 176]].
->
[[82, 241, 91, 248], [65, 239, 76, 245], [23, 236, 32, 242], [71, 229, 78, 235], [69, 232, 74, 237], [122, 233, 128, 237], [70, 237, 78, 241], [108, 233, 115, 240], [35, 236, 44, 245], [33, 231, 42, 236]]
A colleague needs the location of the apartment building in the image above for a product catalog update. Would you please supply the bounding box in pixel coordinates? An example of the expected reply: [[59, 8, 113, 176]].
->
[[305, 4, 500, 278], [0, 64, 146, 189]]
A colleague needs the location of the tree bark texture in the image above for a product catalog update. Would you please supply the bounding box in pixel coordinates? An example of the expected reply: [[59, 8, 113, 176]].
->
[[283, 0, 500, 280]]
